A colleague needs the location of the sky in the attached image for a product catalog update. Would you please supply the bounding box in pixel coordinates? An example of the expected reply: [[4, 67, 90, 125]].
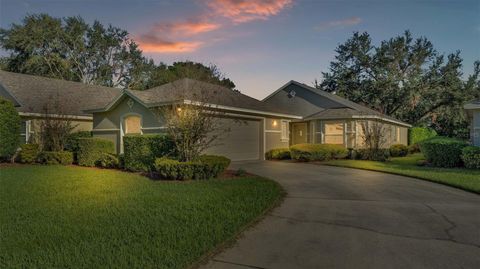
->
[[0, 0, 479, 99]]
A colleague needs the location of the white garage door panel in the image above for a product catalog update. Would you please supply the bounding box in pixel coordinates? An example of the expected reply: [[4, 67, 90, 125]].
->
[[206, 118, 260, 161]]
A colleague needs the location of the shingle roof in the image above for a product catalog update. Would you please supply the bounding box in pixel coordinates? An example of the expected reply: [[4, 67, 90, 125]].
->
[[125, 78, 300, 117], [0, 70, 122, 117], [464, 99, 480, 109], [266, 80, 411, 126]]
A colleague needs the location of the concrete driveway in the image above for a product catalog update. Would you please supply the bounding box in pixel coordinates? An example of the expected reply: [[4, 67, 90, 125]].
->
[[202, 161, 480, 269]]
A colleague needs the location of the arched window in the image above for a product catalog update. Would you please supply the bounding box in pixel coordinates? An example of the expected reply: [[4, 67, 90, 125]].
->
[[124, 115, 141, 134]]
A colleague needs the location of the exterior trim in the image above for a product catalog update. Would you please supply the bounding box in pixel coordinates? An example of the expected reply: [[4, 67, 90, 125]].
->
[[183, 100, 302, 119], [351, 115, 412, 127], [92, 128, 120, 132], [265, 130, 281, 133], [18, 112, 93, 120], [464, 103, 480, 110], [141, 126, 167, 130]]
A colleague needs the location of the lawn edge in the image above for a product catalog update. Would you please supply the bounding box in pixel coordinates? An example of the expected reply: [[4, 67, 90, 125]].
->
[[319, 162, 480, 195], [189, 176, 286, 269]]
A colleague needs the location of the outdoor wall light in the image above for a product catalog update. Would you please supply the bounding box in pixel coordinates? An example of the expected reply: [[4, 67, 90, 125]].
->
[[272, 120, 278, 127], [177, 107, 182, 112]]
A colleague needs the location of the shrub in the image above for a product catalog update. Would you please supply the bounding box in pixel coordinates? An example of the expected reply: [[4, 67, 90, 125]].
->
[[290, 144, 348, 162], [409, 127, 437, 145], [390, 144, 408, 157], [0, 97, 21, 160], [265, 148, 291, 160], [64, 131, 92, 162], [123, 134, 175, 172], [198, 155, 231, 178], [37, 151, 73, 165], [77, 138, 115, 167], [419, 137, 467, 167], [95, 153, 119, 169], [408, 143, 421, 154], [352, 148, 390, 161], [19, 144, 40, 164], [154, 155, 230, 180], [461, 146, 480, 169]]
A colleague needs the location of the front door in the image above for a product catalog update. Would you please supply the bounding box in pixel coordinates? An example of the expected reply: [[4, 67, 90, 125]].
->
[[292, 122, 308, 145]]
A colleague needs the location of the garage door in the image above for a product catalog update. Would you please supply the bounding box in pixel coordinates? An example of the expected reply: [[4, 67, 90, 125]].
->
[[205, 118, 261, 161]]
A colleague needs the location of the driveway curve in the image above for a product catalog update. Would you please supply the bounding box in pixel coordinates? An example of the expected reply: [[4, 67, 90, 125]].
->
[[202, 161, 480, 269]]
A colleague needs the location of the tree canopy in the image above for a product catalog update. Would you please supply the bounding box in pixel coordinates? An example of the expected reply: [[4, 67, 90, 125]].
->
[[0, 14, 236, 91], [318, 31, 480, 137]]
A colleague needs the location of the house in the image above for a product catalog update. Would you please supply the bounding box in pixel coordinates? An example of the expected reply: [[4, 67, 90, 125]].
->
[[0, 70, 121, 143], [464, 100, 480, 146], [85, 78, 300, 161], [1, 71, 411, 161], [86, 79, 410, 161], [263, 81, 411, 148]]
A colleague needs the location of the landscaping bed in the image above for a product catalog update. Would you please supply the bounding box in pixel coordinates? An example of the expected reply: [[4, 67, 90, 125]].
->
[[0, 165, 283, 268], [322, 153, 480, 194]]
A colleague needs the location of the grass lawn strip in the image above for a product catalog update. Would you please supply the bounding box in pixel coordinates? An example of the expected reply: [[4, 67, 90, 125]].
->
[[323, 153, 480, 194], [0, 165, 283, 269]]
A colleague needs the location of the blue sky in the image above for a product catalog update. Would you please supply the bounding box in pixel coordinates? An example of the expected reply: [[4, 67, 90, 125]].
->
[[0, 0, 479, 99]]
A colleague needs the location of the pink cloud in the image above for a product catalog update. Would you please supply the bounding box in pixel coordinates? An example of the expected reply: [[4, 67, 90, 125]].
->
[[207, 0, 293, 23], [152, 21, 221, 36], [136, 33, 203, 53]]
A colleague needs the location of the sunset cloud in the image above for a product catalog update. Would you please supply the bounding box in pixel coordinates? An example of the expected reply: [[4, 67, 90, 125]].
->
[[136, 20, 217, 53], [136, 33, 203, 53], [315, 17, 362, 31], [207, 0, 293, 23], [152, 21, 221, 36]]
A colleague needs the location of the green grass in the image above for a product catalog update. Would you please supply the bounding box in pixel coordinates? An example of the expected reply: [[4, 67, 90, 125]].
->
[[323, 153, 480, 194], [0, 165, 283, 268]]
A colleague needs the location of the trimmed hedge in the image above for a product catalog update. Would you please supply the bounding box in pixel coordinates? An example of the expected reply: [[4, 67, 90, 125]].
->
[[461, 146, 480, 169], [77, 138, 115, 167], [351, 149, 390, 161], [154, 155, 230, 180], [409, 127, 437, 145], [265, 148, 291, 160], [290, 144, 348, 162], [123, 134, 175, 172], [0, 97, 21, 159], [64, 131, 92, 162], [419, 137, 468, 167], [19, 144, 40, 164], [37, 151, 73, 165], [95, 153, 119, 169], [390, 144, 408, 157]]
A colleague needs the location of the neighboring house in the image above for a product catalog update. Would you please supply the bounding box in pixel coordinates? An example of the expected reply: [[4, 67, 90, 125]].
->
[[85, 78, 300, 161], [262, 81, 411, 148], [464, 100, 480, 146], [0, 70, 121, 143]]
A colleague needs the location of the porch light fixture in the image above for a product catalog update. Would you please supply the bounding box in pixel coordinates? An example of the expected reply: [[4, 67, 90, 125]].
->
[[272, 120, 278, 127], [176, 107, 182, 112]]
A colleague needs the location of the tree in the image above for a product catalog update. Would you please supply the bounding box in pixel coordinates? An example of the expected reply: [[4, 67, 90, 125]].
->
[[38, 95, 76, 151], [0, 14, 149, 88], [358, 120, 388, 161], [130, 61, 236, 91], [0, 97, 21, 161], [318, 31, 480, 137], [152, 80, 238, 162]]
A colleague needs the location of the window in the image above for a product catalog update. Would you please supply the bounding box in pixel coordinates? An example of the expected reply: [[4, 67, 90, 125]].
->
[[324, 121, 344, 145], [281, 120, 288, 141], [396, 126, 401, 143], [19, 120, 31, 143], [124, 115, 141, 134]]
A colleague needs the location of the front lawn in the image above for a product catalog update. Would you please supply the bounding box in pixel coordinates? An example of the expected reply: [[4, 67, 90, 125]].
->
[[0, 165, 283, 268], [323, 153, 480, 194]]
